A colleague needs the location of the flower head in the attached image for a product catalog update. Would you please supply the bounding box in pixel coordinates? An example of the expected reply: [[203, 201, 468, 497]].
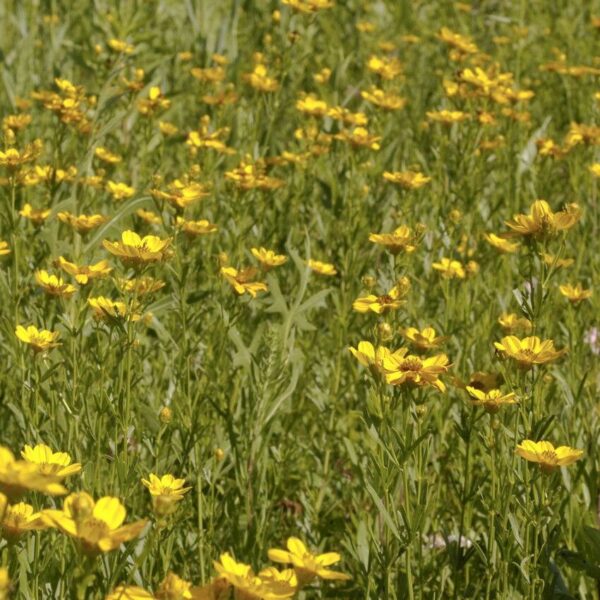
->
[[353, 284, 407, 314], [369, 225, 420, 254], [34, 270, 77, 297], [494, 336, 566, 370], [505, 200, 581, 240], [307, 259, 337, 276], [21, 444, 81, 477], [516, 440, 583, 472], [559, 283, 592, 303], [103, 231, 172, 266], [403, 327, 448, 350], [384, 350, 449, 392], [15, 325, 60, 353], [484, 233, 520, 253], [432, 258, 465, 279], [57, 212, 108, 234], [220, 267, 268, 298], [268, 537, 351, 586], [251, 247, 287, 270], [141, 474, 191, 517], [42, 492, 147, 556], [175, 216, 218, 237], [466, 387, 517, 413], [0, 500, 47, 542], [56, 257, 112, 285], [383, 170, 430, 189]]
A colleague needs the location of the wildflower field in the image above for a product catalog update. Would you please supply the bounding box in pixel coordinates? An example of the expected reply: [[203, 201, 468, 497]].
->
[[0, 0, 599, 598]]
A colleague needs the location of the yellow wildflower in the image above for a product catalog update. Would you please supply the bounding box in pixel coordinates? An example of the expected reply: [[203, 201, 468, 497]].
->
[[141, 473, 191, 517], [19, 203, 51, 225], [403, 327, 447, 350], [106, 181, 135, 201], [494, 336, 566, 369], [103, 231, 172, 266], [505, 200, 581, 239], [559, 283, 592, 303], [307, 259, 337, 276], [361, 86, 406, 110], [353, 284, 407, 314], [57, 212, 108, 234], [466, 387, 517, 413], [384, 350, 449, 392], [88, 297, 143, 322], [176, 216, 218, 237], [483, 233, 520, 253], [56, 257, 112, 285], [516, 440, 583, 472], [34, 270, 77, 297], [432, 257, 466, 279], [0, 500, 47, 542], [369, 225, 420, 254], [498, 313, 533, 334], [383, 170, 430, 189], [220, 267, 268, 298], [94, 147, 122, 164], [21, 444, 81, 477], [251, 247, 287, 270], [15, 325, 60, 353]]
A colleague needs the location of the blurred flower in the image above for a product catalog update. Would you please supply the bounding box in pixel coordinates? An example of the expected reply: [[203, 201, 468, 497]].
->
[[498, 313, 532, 334], [57, 212, 107, 233], [505, 200, 581, 240], [34, 270, 77, 297], [220, 267, 268, 298], [494, 336, 566, 369], [559, 283, 592, 303], [251, 247, 287, 270], [106, 180, 135, 201], [141, 473, 191, 517], [268, 536, 351, 586], [307, 259, 336, 276], [383, 170, 430, 189], [369, 225, 421, 254], [56, 257, 112, 285], [15, 325, 60, 353], [432, 257, 465, 279], [103, 231, 172, 266], [403, 327, 448, 350], [0, 500, 47, 542], [21, 444, 81, 477], [19, 203, 51, 225], [484, 233, 520, 253], [466, 387, 517, 413]]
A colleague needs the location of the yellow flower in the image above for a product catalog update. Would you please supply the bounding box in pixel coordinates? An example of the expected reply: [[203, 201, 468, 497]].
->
[[268, 537, 351, 586], [542, 253, 574, 269], [353, 284, 406, 314], [282, 0, 333, 13], [0, 139, 42, 168], [0, 446, 67, 500], [307, 259, 337, 276], [155, 572, 195, 600], [559, 283, 592, 303], [516, 440, 583, 472], [505, 200, 581, 240], [369, 225, 420, 254], [335, 127, 381, 150], [88, 297, 143, 322], [34, 270, 77, 297], [137, 86, 171, 116], [94, 147, 122, 164], [466, 387, 517, 413], [213, 553, 296, 599], [437, 27, 479, 54], [19, 203, 51, 225], [361, 86, 406, 110], [225, 160, 284, 191], [57, 212, 108, 233], [243, 64, 279, 92], [0, 500, 47, 542], [56, 257, 112, 285], [220, 267, 268, 298], [0, 567, 9, 600], [141, 473, 191, 517], [251, 247, 287, 270], [21, 444, 81, 477], [426, 110, 469, 124], [349, 341, 398, 377], [136, 209, 162, 225], [313, 67, 331, 84], [432, 257, 465, 279], [103, 231, 172, 266], [118, 276, 165, 295], [483, 233, 520, 253], [296, 93, 328, 117], [106, 585, 154, 600], [384, 350, 449, 392], [494, 336, 566, 370], [42, 492, 147, 556], [150, 180, 209, 210], [403, 327, 447, 350], [15, 325, 60, 353], [589, 163, 600, 177], [383, 170, 430, 189], [497, 313, 533, 334], [106, 181, 135, 201], [107, 38, 134, 54], [0, 241, 9, 256], [366, 55, 402, 79], [175, 216, 218, 237]]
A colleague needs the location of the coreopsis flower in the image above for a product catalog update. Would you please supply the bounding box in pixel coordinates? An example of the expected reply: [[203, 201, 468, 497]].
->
[[327, 106, 368, 126], [282, 0, 334, 13], [369, 225, 420, 254], [0, 242, 9, 256], [564, 122, 600, 149], [57, 211, 108, 233], [0, 500, 47, 542], [94, 147, 122, 164], [543, 253, 574, 269], [296, 93, 328, 117], [103, 231, 172, 266], [352, 284, 406, 314], [505, 200, 581, 240], [2, 113, 32, 132], [224, 159, 284, 191], [106, 585, 154, 600], [118, 276, 165, 295], [426, 110, 469, 124], [137, 209, 162, 225], [383, 170, 430, 189], [432, 257, 466, 279], [21, 444, 81, 477], [106, 180, 135, 201], [15, 325, 60, 353], [384, 350, 449, 392], [88, 297, 144, 322], [0, 446, 67, 499], [361, 86, 406, 110], [243, 64, 279, 92], [437, 27, 479, 54], [186, 117, 235, 155], [34, 270, 77, 297], [307, 259, 336, 276], [251, 247, 287, 270], [159, 121, 179, 136], [403, 327, 447, 350], [42, 492, 147, 556], [0, 139, 42, 169], [19, 203, 51, 225], [466, 387, 517, 413], [220, 267, 268, 298], [137, 86, 171, 116], [150, 180, 209, 210], [25, 164, 77, 185], [484, 233, 520, 253], [155, 572, 199, 600], [559, 283, 592, 303], [494, 336, 566, 370], [498, 313, 532, 334], [191, 64, 226, 83], [268, 537, 351, 586], [107, 38, 134, 54], [516, 440, 583, 472], [589, 163, 600, 177], [537, 138, 564, 159], [213, 553, 296, 599], [56, 257, 112, 285], [366, 55, 402, 80], [141, 473, 191, 517], [313, 67, 331, 84], [175, 216, 218, 237], [349, 341, 398, 377], [335, 127, 381, 150]]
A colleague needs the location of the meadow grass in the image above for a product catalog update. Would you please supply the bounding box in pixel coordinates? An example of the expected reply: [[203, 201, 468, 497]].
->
[[0, 0, 599, 598]]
